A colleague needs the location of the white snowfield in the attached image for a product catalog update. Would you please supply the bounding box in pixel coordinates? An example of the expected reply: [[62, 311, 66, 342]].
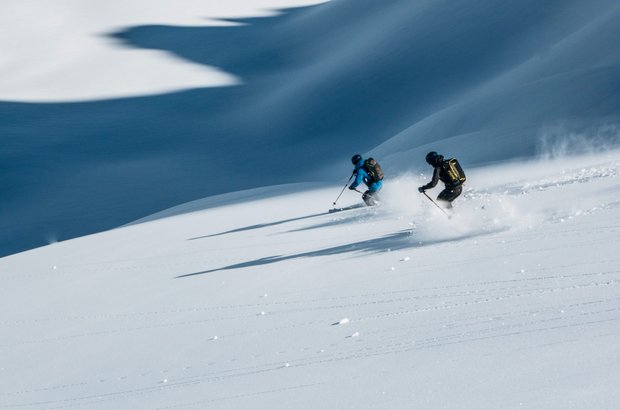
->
[[0, 0, 327, 101], [1, 151, 619, 409], [2, 0, 620, 408]]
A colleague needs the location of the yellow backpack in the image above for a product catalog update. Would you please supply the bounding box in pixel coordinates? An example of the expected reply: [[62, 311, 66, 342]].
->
[[443, 158, 466, 185]]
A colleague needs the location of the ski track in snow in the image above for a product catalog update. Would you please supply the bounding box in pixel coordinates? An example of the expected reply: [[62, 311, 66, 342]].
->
[[1, 157, 620, 409]]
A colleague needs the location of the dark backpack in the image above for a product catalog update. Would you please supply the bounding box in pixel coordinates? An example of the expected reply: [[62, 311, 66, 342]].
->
[[363, 157, 384, 182], [442, 158, 466, 185]]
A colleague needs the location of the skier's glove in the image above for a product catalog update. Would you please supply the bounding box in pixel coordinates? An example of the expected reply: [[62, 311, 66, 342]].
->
[[349, 185, 356, 190], [418, 186, 426, 193]]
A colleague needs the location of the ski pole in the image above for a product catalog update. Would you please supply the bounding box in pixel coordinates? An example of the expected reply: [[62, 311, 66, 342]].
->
[[333, 174, 354, 206], [421, 191, 450, 218]]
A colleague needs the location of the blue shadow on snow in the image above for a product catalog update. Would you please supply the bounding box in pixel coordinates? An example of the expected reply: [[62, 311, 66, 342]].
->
[[175, 228, 499, 278]]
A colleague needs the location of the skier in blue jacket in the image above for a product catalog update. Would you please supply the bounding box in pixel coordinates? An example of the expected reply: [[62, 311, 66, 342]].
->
[[349, 154, 382, 206]]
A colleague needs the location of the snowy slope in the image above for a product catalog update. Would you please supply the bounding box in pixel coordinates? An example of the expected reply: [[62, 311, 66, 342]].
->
[[3, 0, 620, 257], [2, 1, 620, 407], [1, 151, 619, 409]]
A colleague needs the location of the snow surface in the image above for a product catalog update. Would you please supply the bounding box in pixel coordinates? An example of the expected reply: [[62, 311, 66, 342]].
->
[[1, 151, 620, 409], [0, 0, 327, 101], [2, 1, 620, 408]]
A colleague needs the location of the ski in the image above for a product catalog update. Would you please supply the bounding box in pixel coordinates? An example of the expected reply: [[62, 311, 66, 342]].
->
[[328, 202, 382, 213], [328, 203, 367, 213]]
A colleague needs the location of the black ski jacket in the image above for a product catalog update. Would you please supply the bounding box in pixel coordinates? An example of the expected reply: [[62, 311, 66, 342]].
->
[[421, 162, 461, 190]]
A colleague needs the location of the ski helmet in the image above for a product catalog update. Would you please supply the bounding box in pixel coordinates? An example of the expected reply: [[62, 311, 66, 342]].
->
[[425, 151, 440, 165], [351, 154, 362, 165]]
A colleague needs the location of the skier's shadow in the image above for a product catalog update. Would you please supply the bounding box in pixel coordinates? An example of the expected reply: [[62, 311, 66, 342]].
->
[[176, 229, 497, 278], [189, 204, 368, 239], [177, 230, 413, 278], [188, 211, 327, 239]]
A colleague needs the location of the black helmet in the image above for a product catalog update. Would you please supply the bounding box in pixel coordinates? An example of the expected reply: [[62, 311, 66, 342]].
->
[[425, 151, 442, 165], [351, 154, 362, 165]]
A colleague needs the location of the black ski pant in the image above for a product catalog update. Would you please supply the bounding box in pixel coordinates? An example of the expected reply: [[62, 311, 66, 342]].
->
[[437, 184, 462, 208]]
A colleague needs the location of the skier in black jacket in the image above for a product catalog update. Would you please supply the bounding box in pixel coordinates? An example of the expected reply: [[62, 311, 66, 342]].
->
[[418, 152, 464, 208]]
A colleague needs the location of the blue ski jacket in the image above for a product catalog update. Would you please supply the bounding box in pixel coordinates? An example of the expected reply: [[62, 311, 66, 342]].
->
[[350, 158, 382, 192]]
